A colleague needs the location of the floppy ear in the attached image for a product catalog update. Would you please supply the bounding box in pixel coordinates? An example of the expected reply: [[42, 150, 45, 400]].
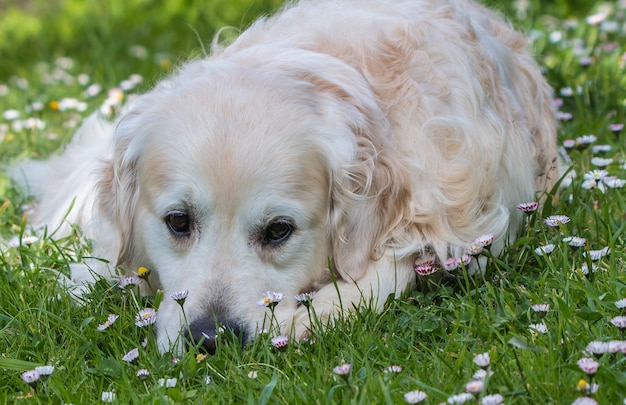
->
[[96, 110, 142, 267], [260, 49, 413, 281]]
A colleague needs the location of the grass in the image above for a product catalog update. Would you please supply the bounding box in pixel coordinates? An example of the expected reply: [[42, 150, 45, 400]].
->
[[1, 0, 626, 403]]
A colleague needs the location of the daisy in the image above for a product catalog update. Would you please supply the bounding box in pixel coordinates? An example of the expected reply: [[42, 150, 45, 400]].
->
[[248, 371, 258, 379], [170, 290, 189, 306], [563, 236, 586, 247], [604, 176, 626, 188], [579, 263, 598, 276], [556, 111, 572, 121], [481, 394, 504, 405], [592, 144, 611, 154], [611, 316, 626, 329], [205, 376, 212, 384], [615, 298, 626, 309], [585, 341, 609, 356], [572, 397, 598, 405], [158, 378, 177, 388], [543, 215, 570, 227], [576, 379, 599, 394], [584, 246, 611, 261], [101, 391, 116, 402], [33, 365, 53, 379], [414, 261, 438, 276], [136, 369, 150, 380], [584, 169, 609, 181], [473, 233, 495, 249], [122, 348, 139, 363], [531, 303, 550, 314], [472, 369, 493, 380], [609, 123, 624, 133], [517, 201, 539, 213], [608, 340, 626, 354], [3, 109, 20, 120], [529, 323, 548, 334], [534, 244, 555, 256], [135, 308, 157, 327], [473, 352, 490, 368], [257, 291, 284, 308], [383, 365, 403, 373], [21, 369, 40, 387], [576, 134, 597, 147], [465, 244, 484, 256], [459, 254, 473, 266], [271, 335, 289, 349], [333, 363, 352, 376], [562, 139, 576, 150], [403, 390, 427, 403], [590, 157, 612, 168], [97, 314, 119, 331], [443, 257, 460, 271], [577, 357, 599, 375], [196, 353, 207, 363], [118, 276, 141, 290], [447, 393, 475, 404], [464, 380, 483, 393], [294, 291, 317, 308]]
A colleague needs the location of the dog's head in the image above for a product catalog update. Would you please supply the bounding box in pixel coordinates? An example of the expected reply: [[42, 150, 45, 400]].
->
[[97, 48, 409, 353]]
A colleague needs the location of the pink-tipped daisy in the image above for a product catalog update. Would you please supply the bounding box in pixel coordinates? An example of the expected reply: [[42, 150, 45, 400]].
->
[[464, 380, 484, 393], [577, 357, 599, 375], [473, 233, 495, 249], [414, 261, 438, 276], [609, 123, 624, 133], [21, 369, 40, 387], [608, 340, 626, 354], [135, 308, 157, 327], [403, 390, 427, 403], [611, 316, 626, 329], [443, 257, 460, 271], [122, 348, 139, 363], [136, 368, 150, 380], [271, 335, 289, 349], [333, 363, 352, 376], [544, 215, 570, 227]]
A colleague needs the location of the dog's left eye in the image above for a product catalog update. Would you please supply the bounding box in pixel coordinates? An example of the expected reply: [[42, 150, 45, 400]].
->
[[263, 220, 294, 246], [165, 211, 192, 237]]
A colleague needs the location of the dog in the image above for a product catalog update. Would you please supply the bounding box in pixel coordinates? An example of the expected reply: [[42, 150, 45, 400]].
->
[[11, 0, 558, 354]]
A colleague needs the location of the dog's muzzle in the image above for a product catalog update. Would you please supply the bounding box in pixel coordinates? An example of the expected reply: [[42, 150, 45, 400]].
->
[[184, 318, 246, 354]]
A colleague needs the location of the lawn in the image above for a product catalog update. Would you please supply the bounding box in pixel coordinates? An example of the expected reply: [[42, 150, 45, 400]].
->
[[1, 0, 626, 403]]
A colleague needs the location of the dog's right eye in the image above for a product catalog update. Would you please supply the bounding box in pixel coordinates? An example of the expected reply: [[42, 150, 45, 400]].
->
[[165, 211, 191, 237]]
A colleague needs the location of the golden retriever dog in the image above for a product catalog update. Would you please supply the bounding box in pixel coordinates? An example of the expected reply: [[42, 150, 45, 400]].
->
[[11, 0, 558, 353]]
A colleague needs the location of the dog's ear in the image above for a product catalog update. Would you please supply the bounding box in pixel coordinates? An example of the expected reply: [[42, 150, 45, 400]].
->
[[274, 52, 413, 281], [97, 111, 142, 266]]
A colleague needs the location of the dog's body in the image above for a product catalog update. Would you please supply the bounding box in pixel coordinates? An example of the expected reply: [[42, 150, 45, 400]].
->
[[12, 0, 557, 353]]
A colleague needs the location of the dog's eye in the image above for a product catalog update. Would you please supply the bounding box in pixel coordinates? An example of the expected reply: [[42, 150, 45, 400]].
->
[[263, 220, 294, 245], [165, 211, 191, 237]]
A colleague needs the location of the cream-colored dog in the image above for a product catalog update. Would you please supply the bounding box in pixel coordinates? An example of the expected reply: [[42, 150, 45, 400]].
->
[[12, 0, 558, 353]]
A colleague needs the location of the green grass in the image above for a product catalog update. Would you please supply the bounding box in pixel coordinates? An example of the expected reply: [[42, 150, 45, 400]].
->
[[1, 0, 626, 403]]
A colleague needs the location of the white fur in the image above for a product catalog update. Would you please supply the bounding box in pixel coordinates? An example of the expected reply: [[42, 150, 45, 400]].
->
[[11, 0, 558, 353]]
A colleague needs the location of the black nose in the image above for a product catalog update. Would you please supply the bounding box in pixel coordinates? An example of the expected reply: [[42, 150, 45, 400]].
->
[[183, 318, 246, 354]]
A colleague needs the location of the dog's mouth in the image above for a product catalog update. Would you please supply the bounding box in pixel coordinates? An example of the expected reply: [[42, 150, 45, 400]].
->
[[183, 318, 247, 354]]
